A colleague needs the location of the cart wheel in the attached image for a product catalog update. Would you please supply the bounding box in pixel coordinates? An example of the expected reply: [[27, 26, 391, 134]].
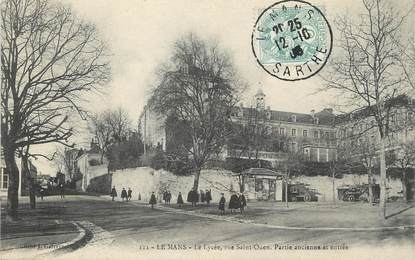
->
[[347, 195, 355, 202], [291, 197, 297, 202], [304, 194, 311, 202]]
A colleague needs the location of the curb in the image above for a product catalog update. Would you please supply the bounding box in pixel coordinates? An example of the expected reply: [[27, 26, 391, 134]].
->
[[0, 220, 88, 260]]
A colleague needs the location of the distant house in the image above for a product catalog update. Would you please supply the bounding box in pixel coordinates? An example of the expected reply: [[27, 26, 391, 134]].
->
[[75, 139, 108, 191]]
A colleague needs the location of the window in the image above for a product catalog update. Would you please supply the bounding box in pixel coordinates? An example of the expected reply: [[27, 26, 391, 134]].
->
[[313, 130, 319, 138], [408, 112, 413, 122], [314, 117, 319, 124], [324, 131, 329, 139], [303, 130, 308, 137], [255, 179, 263, 192], [266, 112, 271, 120], [292, 128, 297, 136], [291, 115, 297, 122], [280, 127, 285, 136]]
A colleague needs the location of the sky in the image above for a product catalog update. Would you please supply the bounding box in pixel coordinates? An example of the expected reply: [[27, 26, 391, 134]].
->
[[32, 0, 415, 175]]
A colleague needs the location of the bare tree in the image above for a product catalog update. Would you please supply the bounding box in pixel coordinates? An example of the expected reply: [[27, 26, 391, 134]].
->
[[107, 107, 131, 143], [150, 33, 245, 191], [54, 146, 78, 181], [321, 0, 413, 218], [89, 107, 131, 163], [1, 0, 110, 218]]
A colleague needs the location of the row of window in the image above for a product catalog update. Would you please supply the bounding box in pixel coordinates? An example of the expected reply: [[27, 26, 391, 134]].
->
[[279, 127, 334, 139]]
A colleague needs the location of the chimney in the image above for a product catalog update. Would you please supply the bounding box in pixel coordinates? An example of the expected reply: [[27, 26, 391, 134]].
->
[[310, 109, 315, 118]]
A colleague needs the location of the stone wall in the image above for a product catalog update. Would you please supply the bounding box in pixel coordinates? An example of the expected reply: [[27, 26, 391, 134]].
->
[[111, 166, 403, 202]]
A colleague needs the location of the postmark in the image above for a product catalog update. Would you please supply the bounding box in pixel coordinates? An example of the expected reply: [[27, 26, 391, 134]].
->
[[251, 0, 333, 81]]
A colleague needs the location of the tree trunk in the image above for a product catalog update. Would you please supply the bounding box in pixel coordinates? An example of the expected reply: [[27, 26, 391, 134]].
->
[[29, 179, 36, 209], [379, 136, 387, 218], [5, 148, 19, 219], [368, 165, 373, 205], [192, 167, 201, 191], [285, 167, 289, 208], [401, 168, 407, 202], [332, 166, 336, 205], [21, 155, 36, 209]]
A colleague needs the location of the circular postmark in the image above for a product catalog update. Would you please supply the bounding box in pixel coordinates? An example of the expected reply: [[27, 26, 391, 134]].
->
[[251, 0, 333, 81]]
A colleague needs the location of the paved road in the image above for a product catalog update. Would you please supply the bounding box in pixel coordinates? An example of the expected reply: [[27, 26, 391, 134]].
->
[[2, 196, 414, 259]]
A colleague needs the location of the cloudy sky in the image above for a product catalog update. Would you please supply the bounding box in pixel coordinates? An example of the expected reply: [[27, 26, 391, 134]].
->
[[34, 0, 414, 175]]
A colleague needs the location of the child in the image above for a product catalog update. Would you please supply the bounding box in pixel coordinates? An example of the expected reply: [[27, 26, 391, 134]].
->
[[239, 193, 247, 214], [219, 193, 226, 215], [177, 192, 184, 207], [121, 188, 127, 202], [110, 186, 117, 201], [149, 192, 157, 209]]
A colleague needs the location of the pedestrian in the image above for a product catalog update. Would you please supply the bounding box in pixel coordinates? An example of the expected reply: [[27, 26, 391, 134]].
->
[[110, 186, 117, 201], [138, 193, 141, 200], [187, 189, 192, 204], [121, 188, 127, 202], [228, 192, 240, 214], [219, 193, 226, 215], [127, 188, 132, 201], [166, 191, 172, 204], [59, 183, 65, 199], [205, 189, 212, 206], [191, 189, 199, 207], [149, 192, 157, 209], [40, 187, 45, 200], [177, 192, 184, 207], [239, 193, 247, 214], [200, 190, 205, 203], [163, 190, 168, 204]]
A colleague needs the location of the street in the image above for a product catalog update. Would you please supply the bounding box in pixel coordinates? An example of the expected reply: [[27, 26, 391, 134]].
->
[[1, 195, 414, 259]]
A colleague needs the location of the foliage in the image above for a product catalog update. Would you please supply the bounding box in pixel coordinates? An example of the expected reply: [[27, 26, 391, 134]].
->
[[86, 174, 112, 194], [107, 132, 143, 171], [224, 157, 272, 173]]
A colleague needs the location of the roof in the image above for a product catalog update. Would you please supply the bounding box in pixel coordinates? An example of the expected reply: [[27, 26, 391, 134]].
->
[[234, 107, 336, 126], [239, 168, 285, 177]]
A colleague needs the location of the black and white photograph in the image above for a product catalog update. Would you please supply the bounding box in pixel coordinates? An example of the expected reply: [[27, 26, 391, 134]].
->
[[1, 0, 414, 259]]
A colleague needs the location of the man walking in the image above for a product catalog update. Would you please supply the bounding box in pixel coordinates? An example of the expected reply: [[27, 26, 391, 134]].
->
[[127, 188, 132, 201], [59, 183, 65, 199]]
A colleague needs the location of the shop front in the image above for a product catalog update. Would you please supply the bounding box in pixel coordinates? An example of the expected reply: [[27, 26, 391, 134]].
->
[[237, 168, 285, 201]]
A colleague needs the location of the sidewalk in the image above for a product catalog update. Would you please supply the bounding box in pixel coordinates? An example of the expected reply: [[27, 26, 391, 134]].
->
[[0, 197, 86, 259]]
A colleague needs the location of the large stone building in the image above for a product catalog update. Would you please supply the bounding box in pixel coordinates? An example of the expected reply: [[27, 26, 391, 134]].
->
[[139, 89, 338, 165]]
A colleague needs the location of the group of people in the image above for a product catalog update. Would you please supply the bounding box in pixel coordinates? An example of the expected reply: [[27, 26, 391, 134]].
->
[[110, 186, 133, 201], [186, 189, 212, 206], [148, 189, 247, 215], [162, 190, 172, 204], [219, 192, 247, 215]]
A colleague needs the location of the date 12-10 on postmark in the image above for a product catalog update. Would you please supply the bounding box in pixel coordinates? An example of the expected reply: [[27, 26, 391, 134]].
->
[[251, 0, 333, 81]]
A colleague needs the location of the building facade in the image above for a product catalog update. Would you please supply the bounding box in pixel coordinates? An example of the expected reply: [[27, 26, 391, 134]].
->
[[139, 89, 338, 165]]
